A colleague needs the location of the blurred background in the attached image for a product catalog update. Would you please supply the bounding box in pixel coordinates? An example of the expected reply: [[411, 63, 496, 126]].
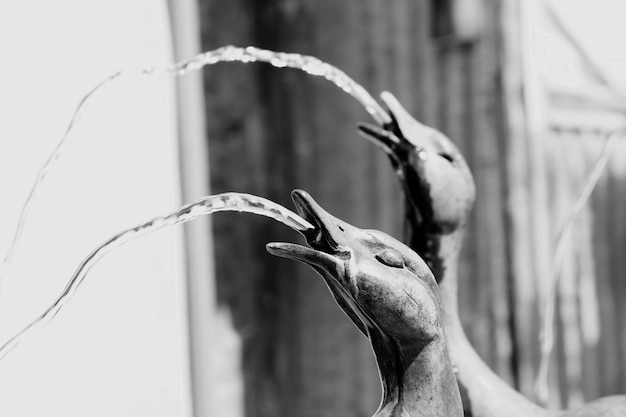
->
[[1, 0, 626, 416]]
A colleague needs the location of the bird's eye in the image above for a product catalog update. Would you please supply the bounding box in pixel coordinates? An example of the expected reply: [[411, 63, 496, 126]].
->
[[374, 249, 405, 268]]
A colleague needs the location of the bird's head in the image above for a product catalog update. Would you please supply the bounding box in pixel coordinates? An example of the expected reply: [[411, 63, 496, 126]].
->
[[358, 92, 476, 235], [267, 190, 443, 357]]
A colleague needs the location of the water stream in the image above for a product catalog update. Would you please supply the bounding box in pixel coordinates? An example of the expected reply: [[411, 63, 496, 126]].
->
[[168, 45, 390, 124], [0, 192, 314, 361], [0, 45, 390, 295]]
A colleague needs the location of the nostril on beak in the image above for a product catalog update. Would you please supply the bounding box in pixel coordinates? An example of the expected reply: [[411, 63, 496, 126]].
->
[[438, 153, 454, 163]]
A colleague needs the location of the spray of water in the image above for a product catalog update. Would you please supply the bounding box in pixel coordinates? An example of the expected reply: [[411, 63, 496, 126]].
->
[[0, 72, 123, 292], [0, 192, 314, 361], [0, 45, 390, 296], [168, 46, 390, 124]]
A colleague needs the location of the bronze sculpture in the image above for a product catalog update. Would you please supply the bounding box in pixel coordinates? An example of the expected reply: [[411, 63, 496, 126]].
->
[[357, 92, 626, 416], [267, 189, 463, 417]]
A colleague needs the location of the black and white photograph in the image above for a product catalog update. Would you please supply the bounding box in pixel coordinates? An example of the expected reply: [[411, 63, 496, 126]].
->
[[0, 1, 625, 416]]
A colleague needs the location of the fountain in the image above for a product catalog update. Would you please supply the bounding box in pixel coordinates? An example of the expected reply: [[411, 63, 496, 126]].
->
[[0, 42, 467, 416], [2, 34, 624, 416]]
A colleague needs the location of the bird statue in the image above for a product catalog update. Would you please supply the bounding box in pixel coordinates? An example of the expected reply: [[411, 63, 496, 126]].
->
[[267, 189, 463, 417], [357, 92, 626, 417]]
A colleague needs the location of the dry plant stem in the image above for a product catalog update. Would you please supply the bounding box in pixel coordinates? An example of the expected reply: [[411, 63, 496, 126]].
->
[[535, 128, 625, 404]]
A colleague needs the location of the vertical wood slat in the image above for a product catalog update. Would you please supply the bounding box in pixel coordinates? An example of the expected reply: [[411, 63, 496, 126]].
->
[[543, 133, 560, 408], [558, 133, 584, 408], [569, 134, 593, 407], [198, 2, 275, 417], [464, 0, 514, 383], [167, 1, 218, 416], [614, 144, 626, 393], [590, 147, 614, 397], [520, 0, 553, 399], [606, 141, 626, 393], [578, 132, 602, 402], [501, 0, 545, 397]]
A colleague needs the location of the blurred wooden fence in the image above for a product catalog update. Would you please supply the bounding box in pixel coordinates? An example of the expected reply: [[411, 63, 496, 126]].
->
[[194, 0, 626, 415], [503, 1, 626, 409], [542, 124, 626, 407]]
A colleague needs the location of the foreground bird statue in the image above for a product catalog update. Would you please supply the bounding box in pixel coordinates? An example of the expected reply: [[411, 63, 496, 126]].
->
[[357, 92, 626, 417], [267, 189, 463, 417]]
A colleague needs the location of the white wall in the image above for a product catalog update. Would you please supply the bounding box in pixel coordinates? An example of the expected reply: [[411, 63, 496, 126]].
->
[[0, 2, 191, 416], [550, 0, 626, 86]]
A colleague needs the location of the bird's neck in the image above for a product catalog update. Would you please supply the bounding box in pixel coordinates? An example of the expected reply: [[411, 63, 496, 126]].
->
[[405, 217, 550, 417], [406, 228, 463, 321], [372, 332, 463, 417], [404, 211, 465, 333]]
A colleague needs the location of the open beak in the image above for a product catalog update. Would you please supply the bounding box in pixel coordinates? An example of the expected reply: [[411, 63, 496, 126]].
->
[[266, 190, 371, 336], [357, 91, 459, 162], [356, 92, 426, 162], [379, 91, 431, 148], [357, 122, 404, 159], [266, 190, 347, 271]]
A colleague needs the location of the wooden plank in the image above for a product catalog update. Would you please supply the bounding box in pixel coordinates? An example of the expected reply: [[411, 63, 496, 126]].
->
[[468, 0, 514, 382], [520, 1, 554, 401], [541, 132, 570, 408], [197, 2, 265, 417], [578, 132, 603, 401], [167, 1, 218, 416], [614, 142, 626, 394], [559, 132, 585, 407], [500, 0, 542, 395], [590, 143, 617, 397], [607, 141, 626, 393]]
